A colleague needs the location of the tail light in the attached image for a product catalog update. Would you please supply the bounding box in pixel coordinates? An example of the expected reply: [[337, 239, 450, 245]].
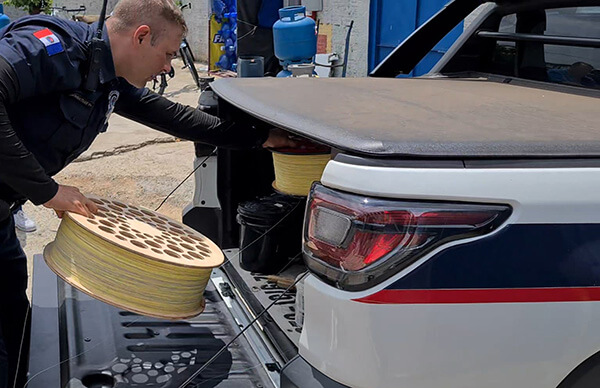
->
[[303, 183, 512, 290]]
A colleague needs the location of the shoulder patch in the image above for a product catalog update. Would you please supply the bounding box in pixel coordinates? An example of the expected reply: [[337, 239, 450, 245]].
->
[[105, 90, 120, 125], [33, 28, 64, 56]]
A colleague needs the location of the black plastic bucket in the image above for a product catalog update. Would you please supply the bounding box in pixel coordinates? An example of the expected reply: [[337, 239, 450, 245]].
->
[[237, 56, 264, 78], [237, 194, 305, 274]]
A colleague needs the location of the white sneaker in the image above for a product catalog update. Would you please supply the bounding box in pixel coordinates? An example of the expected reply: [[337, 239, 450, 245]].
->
[[14, 209, 37, 232]]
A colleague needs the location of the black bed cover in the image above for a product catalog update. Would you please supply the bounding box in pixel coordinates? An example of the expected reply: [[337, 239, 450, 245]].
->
[[212, 77, 599, 159]]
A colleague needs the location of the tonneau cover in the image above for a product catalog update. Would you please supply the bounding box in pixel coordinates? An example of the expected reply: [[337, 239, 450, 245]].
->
[[211, 77, 600, 159]]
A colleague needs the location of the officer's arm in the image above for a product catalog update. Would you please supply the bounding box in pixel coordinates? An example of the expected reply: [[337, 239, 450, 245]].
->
[[114, 84, 269, 149], [0, 56, 59, 205]]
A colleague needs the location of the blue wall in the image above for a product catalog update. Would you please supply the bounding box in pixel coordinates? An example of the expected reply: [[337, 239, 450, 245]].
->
[[368, 0, 463, 76]]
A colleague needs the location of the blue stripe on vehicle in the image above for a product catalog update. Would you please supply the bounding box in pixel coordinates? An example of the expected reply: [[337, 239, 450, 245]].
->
[[385, 224, 600, 290]]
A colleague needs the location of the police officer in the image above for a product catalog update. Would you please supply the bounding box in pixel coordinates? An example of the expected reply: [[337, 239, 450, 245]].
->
[[0, 0, 292, 386]]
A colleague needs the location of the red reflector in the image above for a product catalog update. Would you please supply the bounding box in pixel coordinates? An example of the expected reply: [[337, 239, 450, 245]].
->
[[363, 233, 406, 265], [418, 211, 497, 226]]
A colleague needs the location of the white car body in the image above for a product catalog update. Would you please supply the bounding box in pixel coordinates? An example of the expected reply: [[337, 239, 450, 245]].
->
[[299, 161, 600, 388]]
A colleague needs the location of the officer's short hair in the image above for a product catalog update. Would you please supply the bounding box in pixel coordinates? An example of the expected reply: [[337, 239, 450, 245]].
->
[[111, 0, 188, 44]]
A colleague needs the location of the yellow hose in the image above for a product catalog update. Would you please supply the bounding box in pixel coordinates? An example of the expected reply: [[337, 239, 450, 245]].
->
[[43, 196, 223, 320], [272, 151, 330, 196]]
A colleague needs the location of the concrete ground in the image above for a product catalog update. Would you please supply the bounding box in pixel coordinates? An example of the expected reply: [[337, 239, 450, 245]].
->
[[17, 59, 208, 298]]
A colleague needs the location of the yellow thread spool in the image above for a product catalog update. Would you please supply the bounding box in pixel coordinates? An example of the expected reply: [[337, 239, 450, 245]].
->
[[272, 147, 331, 197], [43, 196, 223, 320]]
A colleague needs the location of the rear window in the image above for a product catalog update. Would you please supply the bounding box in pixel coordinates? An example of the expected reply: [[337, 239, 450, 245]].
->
[[444, 6, 600, 90], [494, 7, 600, 88]]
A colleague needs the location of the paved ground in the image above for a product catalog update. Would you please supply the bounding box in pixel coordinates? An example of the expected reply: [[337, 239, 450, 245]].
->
[[18, 59, 208, 298]]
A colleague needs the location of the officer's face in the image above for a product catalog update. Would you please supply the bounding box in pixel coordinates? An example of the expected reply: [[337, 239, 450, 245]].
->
[[131, 24, 183, 88]]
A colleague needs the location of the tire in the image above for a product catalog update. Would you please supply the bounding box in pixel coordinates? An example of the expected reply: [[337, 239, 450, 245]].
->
[[158, 73, 168, 95], [180, 46, 189, 68], [558, 350, 600, 388], [181, 45, 200, 88], [183, 38, 196, 63]]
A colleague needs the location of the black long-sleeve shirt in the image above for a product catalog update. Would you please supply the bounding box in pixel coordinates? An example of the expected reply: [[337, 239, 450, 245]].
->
[[0, 16, 267, 220]]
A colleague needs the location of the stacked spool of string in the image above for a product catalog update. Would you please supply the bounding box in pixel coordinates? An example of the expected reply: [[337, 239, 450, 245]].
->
[[271, 142, 331, 197], [43, 196, 224, 320]]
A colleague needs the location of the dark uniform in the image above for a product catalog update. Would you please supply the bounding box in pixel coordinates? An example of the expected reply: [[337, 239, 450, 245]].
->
[[0, 15, 267, 388]]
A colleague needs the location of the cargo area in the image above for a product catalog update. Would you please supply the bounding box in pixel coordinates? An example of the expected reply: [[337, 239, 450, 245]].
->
[[25, 121, 330, 388], [27, 252, 307, 388]]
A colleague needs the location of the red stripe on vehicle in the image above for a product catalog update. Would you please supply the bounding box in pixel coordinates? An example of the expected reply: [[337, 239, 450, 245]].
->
[[353, 287, 600, 304]]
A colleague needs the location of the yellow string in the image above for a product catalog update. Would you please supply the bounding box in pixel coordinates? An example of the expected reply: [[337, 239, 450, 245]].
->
[[44, 215, 212, 320], [272, 152, 330, 196]]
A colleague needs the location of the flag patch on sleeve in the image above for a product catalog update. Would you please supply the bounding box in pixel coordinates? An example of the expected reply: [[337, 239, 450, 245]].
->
[[33, 28, 64, 56]]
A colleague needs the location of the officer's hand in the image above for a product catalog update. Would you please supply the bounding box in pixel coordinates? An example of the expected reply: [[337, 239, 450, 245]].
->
[[262, 128, 299, 149], [43, 185, 98, 218]]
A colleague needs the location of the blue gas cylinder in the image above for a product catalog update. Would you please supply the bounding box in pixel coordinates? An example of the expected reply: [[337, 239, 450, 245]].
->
[[276, 69, 293, 77], [273, 6, 316, 66], [0, 5, 10, 31]]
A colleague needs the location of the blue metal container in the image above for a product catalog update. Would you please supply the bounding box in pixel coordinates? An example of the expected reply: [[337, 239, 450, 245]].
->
[[273, 6, 316, 67], [0, 5, 10, 32]]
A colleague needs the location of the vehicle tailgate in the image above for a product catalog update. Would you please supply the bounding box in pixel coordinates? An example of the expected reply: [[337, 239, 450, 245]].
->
[[27, 255, 275, 388]]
